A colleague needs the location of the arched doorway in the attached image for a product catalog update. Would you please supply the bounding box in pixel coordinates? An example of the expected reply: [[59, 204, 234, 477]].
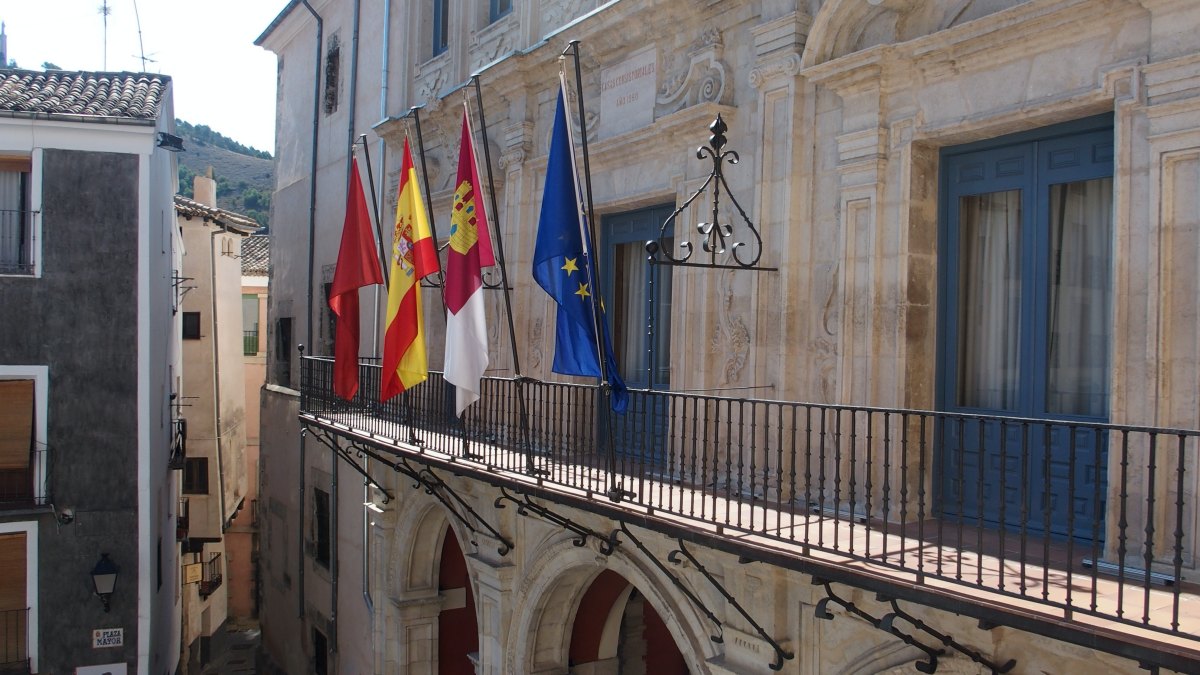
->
[[568, 569, 689, 675], [437, 528, 477, 675]]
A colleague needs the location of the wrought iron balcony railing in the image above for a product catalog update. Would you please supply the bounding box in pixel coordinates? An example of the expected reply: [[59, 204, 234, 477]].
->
[[0, 448, 48, 509], [0, 607, 28, 670], [0, 209, 34, 276], [199, 552, 223, 599], [177, 497, 190, 542], [299, 356, 1200, 650], [243, 329, 259, 356]]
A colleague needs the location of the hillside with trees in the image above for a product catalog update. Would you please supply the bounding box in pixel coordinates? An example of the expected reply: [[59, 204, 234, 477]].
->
[[176, 120, 274, 229]]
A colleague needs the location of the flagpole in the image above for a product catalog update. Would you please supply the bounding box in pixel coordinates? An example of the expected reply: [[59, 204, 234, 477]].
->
[[563, 41, 627, 501], [355, 135, 390, 287], [408, 107, 445, 252], [558, 59, 609, 388], [468, 75, 541, 474]]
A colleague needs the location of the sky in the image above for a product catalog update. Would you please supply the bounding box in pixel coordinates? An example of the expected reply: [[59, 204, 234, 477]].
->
[[0, 0, 283, 153]]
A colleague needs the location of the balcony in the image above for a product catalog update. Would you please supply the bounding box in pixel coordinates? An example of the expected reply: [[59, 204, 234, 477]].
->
[[243, 329, 259, 356], [0, 448, 47, 510], [0, 607, 28, 674], [177, 497, 190, 542], [0, 209, 34, 276], [168, 418, 187, 471], [198, 552, 223, 599], [299, 356, 1200, 668]]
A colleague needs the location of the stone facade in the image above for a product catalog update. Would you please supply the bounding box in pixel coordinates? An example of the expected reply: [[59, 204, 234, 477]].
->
[[256, 0, 1200, 673]]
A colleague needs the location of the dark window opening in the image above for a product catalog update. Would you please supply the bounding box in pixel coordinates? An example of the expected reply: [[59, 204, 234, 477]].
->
[[312, 627, 329, 675], [183, 457, 209, 494], [157, 537, 163, 590], [314, 488, 330, 569], [182, 312, 201, 340], [275, 317, 293, 388], [489, 0, 512, 22], [323, 282, 336, 357], [324, 36, 340, 115], [433, 0, 449, 57]]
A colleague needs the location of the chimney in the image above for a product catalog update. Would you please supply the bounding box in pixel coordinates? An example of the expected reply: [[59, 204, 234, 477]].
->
[[193, 166, 217, 207]]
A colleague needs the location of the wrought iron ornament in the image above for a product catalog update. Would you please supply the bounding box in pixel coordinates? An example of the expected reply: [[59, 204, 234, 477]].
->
[[648, 114, 775, 271]]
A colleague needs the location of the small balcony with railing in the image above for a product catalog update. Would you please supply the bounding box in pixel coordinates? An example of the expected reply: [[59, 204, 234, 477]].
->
[[244, 328, 259, 356], [300, 356, 1200, 670], [0, 209, 34, 276], [177, 497, 190, 542], [198, 552, 223, 599], [0, 607, 29, 674], [0, 447, 47, 510]]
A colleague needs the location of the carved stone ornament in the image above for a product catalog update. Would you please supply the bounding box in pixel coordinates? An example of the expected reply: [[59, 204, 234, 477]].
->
[[656, 27, 732, 115], [748, 53, 802, 89]]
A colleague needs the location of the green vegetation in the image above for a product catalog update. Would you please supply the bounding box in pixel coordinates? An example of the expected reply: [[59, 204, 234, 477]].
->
[[176, 120, 274, 228], [175, 120, 272, 159]]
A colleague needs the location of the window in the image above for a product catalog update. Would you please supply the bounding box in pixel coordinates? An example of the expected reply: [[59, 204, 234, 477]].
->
[[312, 627, 329, 675], [274, 317, 293, 388], [0, 380, 33, 504], [242, 295, 260, 356], [313, 488, 330, 568], [938, 114, 1114, 538], [182, 312, 201, 340], [0, 156, 33, 275], [432, 0, 450, 57], [489, 0, 512, 23], [182, 457, 209, 494], [324, 36, 340, 115], [322, 281, 336, 357]]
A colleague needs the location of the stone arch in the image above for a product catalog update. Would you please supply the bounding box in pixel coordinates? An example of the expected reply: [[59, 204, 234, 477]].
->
[[386, 494, 477, 598], [506, 536, 717, 674], [801, 0, 1022, 68]]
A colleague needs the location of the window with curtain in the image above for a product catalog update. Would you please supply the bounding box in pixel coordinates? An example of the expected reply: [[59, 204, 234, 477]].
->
[[0, 159, 32, 275], [942, 118, 1113, 421]]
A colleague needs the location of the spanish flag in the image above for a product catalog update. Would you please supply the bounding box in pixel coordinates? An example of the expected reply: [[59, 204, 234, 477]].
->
[[381, 138, 438, 401]]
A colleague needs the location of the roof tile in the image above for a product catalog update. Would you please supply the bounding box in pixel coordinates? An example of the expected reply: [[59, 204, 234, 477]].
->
[[0, 69, 168, 120]]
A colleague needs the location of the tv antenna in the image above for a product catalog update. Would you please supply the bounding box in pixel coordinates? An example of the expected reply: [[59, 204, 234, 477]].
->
[[98, 0, 111, 69], [131, 0, 153, 71]]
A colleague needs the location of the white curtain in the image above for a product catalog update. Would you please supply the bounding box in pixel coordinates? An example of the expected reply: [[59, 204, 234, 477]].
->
[[956, 190, 1022, 411], [1046, 177, 1113, 417], [0, 172, 23, 269], [614, 241, 648, 382]]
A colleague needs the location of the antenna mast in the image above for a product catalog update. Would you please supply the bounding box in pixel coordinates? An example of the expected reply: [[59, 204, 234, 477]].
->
[[132, 0, 149, 71], [98, 0, 111, 70]]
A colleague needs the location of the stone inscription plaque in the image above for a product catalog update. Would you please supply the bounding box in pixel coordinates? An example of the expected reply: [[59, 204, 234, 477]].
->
[[599, 47, 657, 138]]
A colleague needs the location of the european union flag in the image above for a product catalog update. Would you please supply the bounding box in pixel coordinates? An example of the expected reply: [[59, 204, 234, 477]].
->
[[533, 87, 628, 413]]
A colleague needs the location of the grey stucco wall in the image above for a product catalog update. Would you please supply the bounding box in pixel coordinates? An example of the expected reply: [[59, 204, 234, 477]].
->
[[0, 148, 142, 671]]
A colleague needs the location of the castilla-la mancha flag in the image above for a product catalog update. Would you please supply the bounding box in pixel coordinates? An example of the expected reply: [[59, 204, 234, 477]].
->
[[443, 107, 497, 415], [328, 157, 384, 400], [381, 138, 438, 401]]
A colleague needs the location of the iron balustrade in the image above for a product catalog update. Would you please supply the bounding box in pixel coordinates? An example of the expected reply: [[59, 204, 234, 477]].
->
[[0, 607, 28, 667], [177, 497, 190, 542], [0, 448, 47, 508], [244, 329, 259, 356], [299, 355, 1200, 643], [199, 552, 223, 598], [0, 209, 33, 275]]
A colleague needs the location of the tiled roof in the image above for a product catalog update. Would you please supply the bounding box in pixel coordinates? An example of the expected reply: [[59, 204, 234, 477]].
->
[[174, 195, 261, 235], [241, 235, 271, 276], [0, 69, 168, 120]]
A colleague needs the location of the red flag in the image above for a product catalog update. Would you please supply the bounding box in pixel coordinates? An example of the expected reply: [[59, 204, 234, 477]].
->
[[329, 158, 384, 400]]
